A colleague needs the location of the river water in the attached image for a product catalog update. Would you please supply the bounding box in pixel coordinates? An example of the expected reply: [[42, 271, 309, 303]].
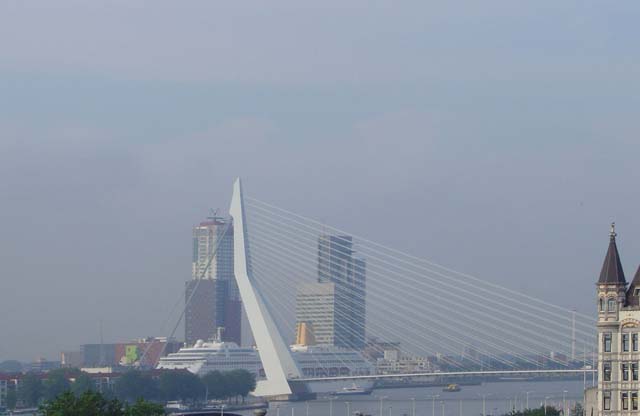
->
[[264, 379, 591, 416]]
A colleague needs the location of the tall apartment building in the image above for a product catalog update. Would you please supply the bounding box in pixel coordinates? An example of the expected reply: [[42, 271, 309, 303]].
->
[[185, 214, 242, 346], [585, 224, 640, 415], [316, 234, 366, 350]]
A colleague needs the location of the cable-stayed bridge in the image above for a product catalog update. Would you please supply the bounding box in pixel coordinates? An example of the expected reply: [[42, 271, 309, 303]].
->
[[221, 179, 595, 397]]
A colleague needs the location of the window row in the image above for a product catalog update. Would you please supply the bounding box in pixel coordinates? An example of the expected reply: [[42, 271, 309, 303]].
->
[[622, 392, 639, 411], [600, 298, 617, 313], [604, 391, 640, 411], [622, 333, 639, 352], [603, 362, 639, 381], [602, 332, 640, 352]]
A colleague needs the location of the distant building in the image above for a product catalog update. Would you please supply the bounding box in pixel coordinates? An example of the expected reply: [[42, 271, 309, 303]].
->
[[28, 358, 60, 373], [363, 338, 402, 362], [375, 347, 430, 374], [80, 337, 180, 368], [185, 278, 228, 344], [584, 224, 640, 416], [296, 282, 336, 345], [317, 234, 366, 349], [0, 375, 15, 409], [81, 343, 116, 367], [60, 351, 83, 368], [185, 214, 242, 346]]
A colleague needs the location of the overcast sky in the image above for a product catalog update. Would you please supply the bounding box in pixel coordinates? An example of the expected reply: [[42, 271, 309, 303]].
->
[[1, 1, 639, 361]]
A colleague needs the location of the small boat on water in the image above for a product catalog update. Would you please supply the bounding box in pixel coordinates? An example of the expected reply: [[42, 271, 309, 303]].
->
[[442, 383, 461, 392], [334, 383, 372, 395]]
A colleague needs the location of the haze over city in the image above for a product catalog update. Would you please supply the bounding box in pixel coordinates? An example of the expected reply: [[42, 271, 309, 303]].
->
[[1, 0, 639, 368]]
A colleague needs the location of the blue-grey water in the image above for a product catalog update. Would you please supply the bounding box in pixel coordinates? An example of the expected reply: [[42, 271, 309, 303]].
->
[[263, 379, 590, 416]]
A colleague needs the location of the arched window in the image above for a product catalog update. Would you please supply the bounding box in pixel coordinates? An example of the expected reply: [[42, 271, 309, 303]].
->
[[608, 298, 617, 312], [599, 298, 605, 312]]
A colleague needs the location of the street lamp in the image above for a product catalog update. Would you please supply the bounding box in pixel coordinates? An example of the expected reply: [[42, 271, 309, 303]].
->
[[276, 405, 280, 416], [329, 397, 335, 416], [562, 391, 568, 416], [305, 401, 310, 416], [411, 398, 416, 416], [441, 401, 445, 416], [525, 391, 535, 410], [429, 394, 440, 416], [477, 393, 492, 416], [377, 395, 387, 416], [544, 396, 552, 416], [346, 401, 351, 416], [220, 404, 226, 416]]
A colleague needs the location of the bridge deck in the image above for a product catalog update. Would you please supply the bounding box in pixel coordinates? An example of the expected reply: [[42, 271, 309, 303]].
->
[[294, 368, 595, 382]]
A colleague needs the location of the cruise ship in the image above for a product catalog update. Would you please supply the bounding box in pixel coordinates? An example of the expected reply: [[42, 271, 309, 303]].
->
[[157, 338, 374, 395]]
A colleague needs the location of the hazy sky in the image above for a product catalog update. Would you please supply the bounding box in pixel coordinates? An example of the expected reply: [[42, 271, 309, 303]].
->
[[1, 1, 639, 361]]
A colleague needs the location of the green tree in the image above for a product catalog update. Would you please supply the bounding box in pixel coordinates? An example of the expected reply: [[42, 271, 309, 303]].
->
[[571, 403, 584, 416], [224, 369, 256, 402], [71, 373, 95, 396], [201, 370, 255, 402], [505, 406, 561, 416], [40, 390, 122, 416], [44, 369, 71, 401], [158, 370, 204, 402], [202, 371, 225, 400], [125, 398, 165, 416], [18, 372, 44, 407], [234, 369, 256, 401], [6, 387, 17, 410], [40, 390, 163, 416], [114, 370, 159, 402]]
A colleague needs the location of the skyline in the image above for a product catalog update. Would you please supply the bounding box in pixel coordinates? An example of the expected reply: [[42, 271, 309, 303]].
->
[[1, 1, 640, 361]]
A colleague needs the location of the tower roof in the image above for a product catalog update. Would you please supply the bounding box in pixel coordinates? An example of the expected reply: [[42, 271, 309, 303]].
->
[[598, 223, 627, 285], [626, 266, 640, 307]]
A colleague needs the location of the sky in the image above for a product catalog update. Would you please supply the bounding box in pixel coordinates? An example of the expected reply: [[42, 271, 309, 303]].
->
[[1, 1, 639, 361]]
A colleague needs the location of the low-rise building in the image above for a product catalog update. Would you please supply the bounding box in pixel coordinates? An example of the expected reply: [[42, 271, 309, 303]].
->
[[376, 348, 430, 374], [81, 337, 181, 368]]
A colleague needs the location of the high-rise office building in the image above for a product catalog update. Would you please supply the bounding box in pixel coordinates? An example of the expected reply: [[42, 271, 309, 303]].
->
[[316, 234, 366, 350], [185, 214, 242, 346], [296, 282, 336, 345]]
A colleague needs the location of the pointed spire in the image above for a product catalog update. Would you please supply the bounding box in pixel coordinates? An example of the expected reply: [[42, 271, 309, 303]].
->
[[598, 222, 627, 285], [610, 222, 617, 240], [626, 266, 640, 307]]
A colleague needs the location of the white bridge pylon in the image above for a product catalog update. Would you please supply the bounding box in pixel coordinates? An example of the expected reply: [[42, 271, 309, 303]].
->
[[229, 178, 302, 397]]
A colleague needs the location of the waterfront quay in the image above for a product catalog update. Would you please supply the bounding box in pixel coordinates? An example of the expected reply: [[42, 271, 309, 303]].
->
[[262, 380, 586, 416]]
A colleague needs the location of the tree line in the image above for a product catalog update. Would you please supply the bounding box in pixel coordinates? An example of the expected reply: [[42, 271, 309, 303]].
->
[[6, 368, 256, 410], [39, 391, 164, 416], [503, 404, 584, 416]]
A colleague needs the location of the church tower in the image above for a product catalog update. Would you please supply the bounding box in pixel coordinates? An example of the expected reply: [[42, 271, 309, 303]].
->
[[595, 223, 627, 414], [597, 223, 627, 320]]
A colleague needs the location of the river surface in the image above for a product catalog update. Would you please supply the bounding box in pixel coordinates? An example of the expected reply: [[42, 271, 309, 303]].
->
[[263, 379, 592, 416]]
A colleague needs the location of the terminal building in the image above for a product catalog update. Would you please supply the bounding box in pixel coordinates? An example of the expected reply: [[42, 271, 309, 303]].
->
[[585, 224, 640, 415]]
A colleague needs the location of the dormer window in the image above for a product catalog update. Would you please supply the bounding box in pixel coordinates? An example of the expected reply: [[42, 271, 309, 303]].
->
[[608, 298, 616, 312]]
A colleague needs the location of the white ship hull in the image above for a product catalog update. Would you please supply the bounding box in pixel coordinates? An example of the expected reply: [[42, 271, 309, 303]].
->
[[157, 341, 375, 396]]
